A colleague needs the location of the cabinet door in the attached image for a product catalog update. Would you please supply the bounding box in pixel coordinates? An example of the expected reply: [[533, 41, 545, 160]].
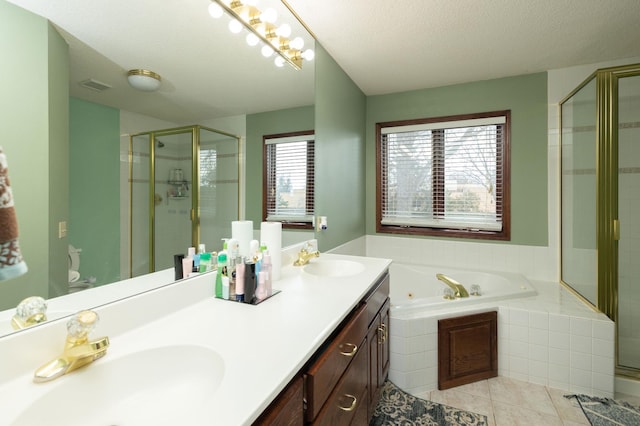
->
[[378, 299, 390, 385], [438, 311, 497, 390], [367, 320, 379, 418], [367, 298, 390, 419], [312, 344, 368, 425]]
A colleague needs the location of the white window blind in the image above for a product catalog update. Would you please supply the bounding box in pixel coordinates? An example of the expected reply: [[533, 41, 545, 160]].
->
[[380, 115, 506, 232], [265, 134, 314, 223]]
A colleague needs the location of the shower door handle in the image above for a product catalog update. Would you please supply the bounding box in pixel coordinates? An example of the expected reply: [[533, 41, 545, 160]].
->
[[614, 219, 620, 241]]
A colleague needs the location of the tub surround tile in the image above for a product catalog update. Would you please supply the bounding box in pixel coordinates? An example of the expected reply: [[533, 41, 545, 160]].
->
[[591, 355, 614, 376], [529, 311, 549, 330], [571, 334, 593, 354], [529, 344, 549, 362], [571, 317, 593, 337], [549, 331, 571, 350], [592, 320, 615, 341], [570, 352, 592, 371], [530, 328, 548, 346], [592, 337, 615, 358], [371, 235, 615, 398]]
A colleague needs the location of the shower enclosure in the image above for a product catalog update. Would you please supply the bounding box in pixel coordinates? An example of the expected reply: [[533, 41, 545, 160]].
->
[[129, 125, 240, 277], [561, 63, 640, 378]]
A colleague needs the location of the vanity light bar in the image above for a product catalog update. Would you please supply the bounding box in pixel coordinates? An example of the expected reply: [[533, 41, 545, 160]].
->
[[210, 0, 304, 70]]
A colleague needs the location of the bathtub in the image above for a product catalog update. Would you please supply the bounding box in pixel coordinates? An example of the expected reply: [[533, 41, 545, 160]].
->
[[389, 263, 537, 315]]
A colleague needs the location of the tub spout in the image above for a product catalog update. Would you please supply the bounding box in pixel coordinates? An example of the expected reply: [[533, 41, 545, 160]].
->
[[436, 273, 470, 298]]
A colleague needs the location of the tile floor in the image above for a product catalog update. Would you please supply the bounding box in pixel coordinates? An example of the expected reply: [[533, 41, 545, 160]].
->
[[412, 376, 640, 426]]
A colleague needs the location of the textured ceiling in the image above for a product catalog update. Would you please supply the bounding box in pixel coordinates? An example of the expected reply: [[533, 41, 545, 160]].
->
[[286, 0, 640, 95], [5, 0, 640, 122]]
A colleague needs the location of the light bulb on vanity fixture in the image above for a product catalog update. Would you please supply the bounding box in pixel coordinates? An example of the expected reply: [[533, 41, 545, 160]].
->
[[127, 69, 162, 92], [207, 0, 314, 70]]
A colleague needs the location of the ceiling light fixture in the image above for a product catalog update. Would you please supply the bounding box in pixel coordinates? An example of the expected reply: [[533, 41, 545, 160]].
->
[[208, 0, 313, 70], [126, 69, 162, 92]]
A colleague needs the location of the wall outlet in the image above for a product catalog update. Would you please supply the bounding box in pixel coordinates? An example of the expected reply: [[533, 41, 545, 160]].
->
[[58, 221, 67, 239], [317, 216, 327, 232]]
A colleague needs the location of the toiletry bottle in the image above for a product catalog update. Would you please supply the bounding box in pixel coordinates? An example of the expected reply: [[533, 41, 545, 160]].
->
[[262, 251, 272, 297], [222, 276, 230, 299], [249, 239, 260, 262], [235, 256, 245, 302], [215, 251, 227, 298], [244, 261, 256, 304], [199, 253, 211, 273], [228, 256, 236, 300], [256, 271, 267, 301], [182, 256, 193, 279], [174, 254, 185, 280], [188, 247, 197, 274], [227, 238, 239, 261]]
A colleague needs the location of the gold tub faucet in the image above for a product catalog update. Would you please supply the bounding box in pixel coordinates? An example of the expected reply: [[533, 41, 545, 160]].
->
[[33, 310, 109, 383], [436, 273, 470, 298]]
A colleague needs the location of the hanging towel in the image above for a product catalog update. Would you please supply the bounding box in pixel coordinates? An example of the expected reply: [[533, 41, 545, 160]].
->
[[0, 147, 27, 281]]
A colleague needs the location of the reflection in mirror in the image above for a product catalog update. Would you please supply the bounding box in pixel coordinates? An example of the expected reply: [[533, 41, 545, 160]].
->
[[130, 125, 240, 277], [0, 0, 315, 337]]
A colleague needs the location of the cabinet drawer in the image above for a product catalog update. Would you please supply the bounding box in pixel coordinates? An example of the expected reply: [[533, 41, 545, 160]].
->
[[312, 341, 368, 425], [365, 272, 389, 326], [305, 304, 368, 422]]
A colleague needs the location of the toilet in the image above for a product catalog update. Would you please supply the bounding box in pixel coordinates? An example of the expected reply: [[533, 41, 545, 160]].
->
[[68, 245, 92, 293]]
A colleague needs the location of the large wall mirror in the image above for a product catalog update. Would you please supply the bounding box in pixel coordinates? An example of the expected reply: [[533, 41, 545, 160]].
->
[[0, 0, 315, 335]]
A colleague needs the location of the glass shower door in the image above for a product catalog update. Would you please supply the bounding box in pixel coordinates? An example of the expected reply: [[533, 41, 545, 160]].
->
[[153, 130, 194, 271], [617, 74, 640, 371], [130, 134, 151, 277], [561, 78, 598, 305]]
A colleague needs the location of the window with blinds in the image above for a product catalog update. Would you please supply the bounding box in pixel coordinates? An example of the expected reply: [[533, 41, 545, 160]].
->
[[376, 111, 510, 240], [263, 131, 315, 228]]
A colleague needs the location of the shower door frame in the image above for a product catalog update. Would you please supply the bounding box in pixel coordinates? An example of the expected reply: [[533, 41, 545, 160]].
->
[[560, 63, 640, 378], [128, 124, 241, 276]]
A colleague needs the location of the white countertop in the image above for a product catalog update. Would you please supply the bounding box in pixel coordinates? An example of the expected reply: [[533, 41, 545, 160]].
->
[[0, 253, 391, 426]]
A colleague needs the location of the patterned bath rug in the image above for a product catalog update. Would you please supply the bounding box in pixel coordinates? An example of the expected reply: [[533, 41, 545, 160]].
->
[[565, 394, 640, 426], [370, 380, 488, 425]]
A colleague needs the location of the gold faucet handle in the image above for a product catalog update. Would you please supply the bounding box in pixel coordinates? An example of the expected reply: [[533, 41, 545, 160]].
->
[[11, 296, 48, 330], [67, 310, 100, 341]]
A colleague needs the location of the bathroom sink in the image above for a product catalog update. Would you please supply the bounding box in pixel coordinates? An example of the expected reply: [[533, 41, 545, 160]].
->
[[12, 344, 224, 426], [303, 259, 366, 278]]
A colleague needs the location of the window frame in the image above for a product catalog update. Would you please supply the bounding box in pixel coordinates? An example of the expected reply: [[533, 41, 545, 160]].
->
[[263, 130, 315, 230], [376, 110, 511, 240]]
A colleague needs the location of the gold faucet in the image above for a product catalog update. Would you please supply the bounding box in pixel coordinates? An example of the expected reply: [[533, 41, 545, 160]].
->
[[293, 241, 320, 266], [436, 274, 470, 298], [11, 296, 48, 330], [33, 310, 109, 383]]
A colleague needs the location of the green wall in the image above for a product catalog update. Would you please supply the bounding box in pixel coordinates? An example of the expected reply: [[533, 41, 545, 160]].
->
[[365, 72, 548, 246], [315, 44, 367, 251], [0, 0, 68, 310], [246, 105, 314, 228], [69, 97, 120, 286]]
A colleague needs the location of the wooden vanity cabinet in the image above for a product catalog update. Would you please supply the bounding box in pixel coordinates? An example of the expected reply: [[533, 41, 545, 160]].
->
[[304, 271, 390, 425], [365, 277, 390, 419], [254, 270, 390, 426]]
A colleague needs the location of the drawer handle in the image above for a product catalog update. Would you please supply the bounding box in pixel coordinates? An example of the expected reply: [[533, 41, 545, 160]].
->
[[338, 342, 358, 357], [378, 323, 387, 344], [338, 394, 357, 412]]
